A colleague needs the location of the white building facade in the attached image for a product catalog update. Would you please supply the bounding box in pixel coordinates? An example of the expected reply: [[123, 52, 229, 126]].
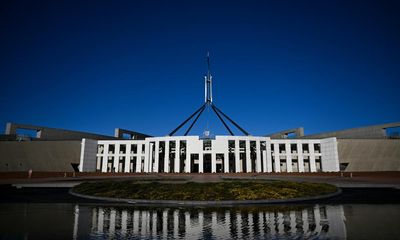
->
[[79, 136, 339, 173]]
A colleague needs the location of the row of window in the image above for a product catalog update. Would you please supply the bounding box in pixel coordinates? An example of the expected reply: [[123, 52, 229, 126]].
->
[[97, 141, 321, 155], [272, 143, 321, 154], [97, 144, 145, 155], [97, 153, 323, 173], [97, 141, 189, 155]]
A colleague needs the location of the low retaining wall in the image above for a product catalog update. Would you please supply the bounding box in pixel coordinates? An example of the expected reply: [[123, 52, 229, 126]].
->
[[69, 188, 342, 206]]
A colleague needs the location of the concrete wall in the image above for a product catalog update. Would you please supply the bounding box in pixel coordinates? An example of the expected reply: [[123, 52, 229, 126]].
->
[[114, 128, 151, 140], [302, 122, 400, 139], [338, 139, 400, 171], [321, 138, 340, 172], [0, 141, 81, 172], [266, 127, 304, 139], [5, 122, 118, 141]]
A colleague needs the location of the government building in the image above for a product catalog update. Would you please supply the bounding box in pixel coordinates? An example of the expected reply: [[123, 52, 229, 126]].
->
[[1, 121, 399, 173], [80, 136, 338, 173]]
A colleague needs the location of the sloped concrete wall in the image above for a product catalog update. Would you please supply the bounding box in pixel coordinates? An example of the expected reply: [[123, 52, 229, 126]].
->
[[79, 139, 98, 172], [0, 141, 81, 172], [5, 122, 117, 140], [338, 139, 400, 171], [303, 122, 400, 139]]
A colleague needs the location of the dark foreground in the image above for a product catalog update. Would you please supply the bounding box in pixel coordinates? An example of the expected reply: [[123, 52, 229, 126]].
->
[[0, 187, 399, 240], [1, 185, 400, 204]]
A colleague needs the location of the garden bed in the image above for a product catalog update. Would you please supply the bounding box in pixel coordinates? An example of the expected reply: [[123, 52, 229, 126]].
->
[[72, 180, 337, 201]]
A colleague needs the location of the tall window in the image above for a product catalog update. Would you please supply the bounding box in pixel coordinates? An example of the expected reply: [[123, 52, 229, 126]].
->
[[203, 140, 212, 151], [131, 144, 137, 154]]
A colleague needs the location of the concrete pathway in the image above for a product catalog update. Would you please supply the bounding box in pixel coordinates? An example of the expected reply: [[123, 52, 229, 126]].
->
[[4, 173, 400, 189], [12, 182, 82, 188]]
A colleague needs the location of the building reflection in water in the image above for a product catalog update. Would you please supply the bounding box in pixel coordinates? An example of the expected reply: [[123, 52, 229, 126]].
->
[[73, 204, 346, 239]]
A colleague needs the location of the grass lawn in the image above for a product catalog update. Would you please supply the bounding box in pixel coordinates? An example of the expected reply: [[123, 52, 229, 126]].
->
[[73, 180, 337, 201]]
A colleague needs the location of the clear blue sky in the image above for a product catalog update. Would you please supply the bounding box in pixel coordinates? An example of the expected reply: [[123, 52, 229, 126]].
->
[[1, 0, 399, 137]]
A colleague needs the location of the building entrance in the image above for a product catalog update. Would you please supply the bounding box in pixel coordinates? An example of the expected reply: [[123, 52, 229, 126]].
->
[[203, 154, 212, 173], [190, 154, 199, 173]]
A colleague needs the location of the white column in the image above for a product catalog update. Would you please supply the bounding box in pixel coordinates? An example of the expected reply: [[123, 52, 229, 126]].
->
[[164, 141, 169, 173], [114, 144, 120, 172], [256, 141, 262, 172], [286, 142, 293, 172], [154, 141, 159, 173], [102, 144, 109, 172], [144, 142, 150, 173], [211, 153, 216, 173], [224, 152, 229, 173], [266, 141, 272, 172], [310, 142, 317, 172], [185, 149, 191, 173], [136, 144, 142, 173], [262, 150, 267, 173], [298, 143, 305, 172], [149, 143, 154, 173], [199, 153, 204, 173], [274, 143, 280, 172], [321, 138, 340, 172], [175, 141, 180, 173], [246, 140, 251, 173], [125, 143, 131, 173], [235, 139, 240, 173]]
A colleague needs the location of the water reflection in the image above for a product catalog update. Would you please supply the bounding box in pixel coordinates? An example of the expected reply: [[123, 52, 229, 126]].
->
[[2, 203, 400, 239], [73, 205, 346, 239]]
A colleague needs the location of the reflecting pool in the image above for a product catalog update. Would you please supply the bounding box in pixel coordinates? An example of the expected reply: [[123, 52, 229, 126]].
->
[[1, 203, 399, 239]]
